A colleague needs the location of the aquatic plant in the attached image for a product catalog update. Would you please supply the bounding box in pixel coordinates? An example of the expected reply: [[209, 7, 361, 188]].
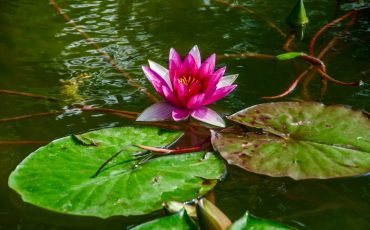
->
[[136, 45, 237, 127]]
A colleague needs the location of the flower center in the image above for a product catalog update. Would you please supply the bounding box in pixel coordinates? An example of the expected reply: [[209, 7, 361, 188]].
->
[[178, 76, 200, 86]]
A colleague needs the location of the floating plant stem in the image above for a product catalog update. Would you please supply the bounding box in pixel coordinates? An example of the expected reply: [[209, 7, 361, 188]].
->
[[265, 8, 360, 100], [319, 76, 328, 100], [283, 33, 296, 52], [49, 0, 158, 103], [265, 52, 359, 99], [79, 106, 138, 120], [315, 67, 361, 86], [0, 107, 138, 124], [0, 111, 63, 123], [309, 9, 358, 56], [0, 89, 59, 102], [262, 73, 306, 99]]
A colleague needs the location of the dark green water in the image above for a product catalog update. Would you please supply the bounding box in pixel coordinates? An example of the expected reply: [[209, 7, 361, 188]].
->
[[0, 0, 369, 229]]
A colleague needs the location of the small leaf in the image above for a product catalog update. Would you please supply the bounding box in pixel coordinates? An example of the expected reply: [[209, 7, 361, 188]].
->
[[229, 211, 294, 230], [275, 52, 303, 61], [196, 198, 232, 230], [131, 209, 197, 230], [287, 0, 309, 28], [212, 102, 370, 179], [9, 126, 225, 218]]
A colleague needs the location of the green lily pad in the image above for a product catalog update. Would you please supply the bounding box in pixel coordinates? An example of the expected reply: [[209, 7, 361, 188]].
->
[[212, 102, 370, 179], [131, 209, 197, 230], [229, 211, 293, 230], [9, 126, 225, 218]]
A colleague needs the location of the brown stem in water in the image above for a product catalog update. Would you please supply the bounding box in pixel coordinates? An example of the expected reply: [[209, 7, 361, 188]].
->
[[262, 73, 306, 99], [79, 106, 139, 119], [212, 0, 286, 38], [0, 106, 138, 124], [283, 33, 296, 52], [315, 67, 360, 86], [0, 89, 59, 102], [302, 11, 359, 98], [319, 76, 328, 100], [49, 0, 158, 103], [265, 10, 360, 99], [0, 111, 63, 123], [309, 10, 358, 56]]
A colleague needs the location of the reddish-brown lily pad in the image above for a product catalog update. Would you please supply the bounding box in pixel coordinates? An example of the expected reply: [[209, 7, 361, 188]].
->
[[212, 102, 370, 179]]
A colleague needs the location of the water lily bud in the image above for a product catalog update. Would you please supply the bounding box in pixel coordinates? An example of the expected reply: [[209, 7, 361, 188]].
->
[[196, 198, 232, 230], [287, 0, 309, 28]]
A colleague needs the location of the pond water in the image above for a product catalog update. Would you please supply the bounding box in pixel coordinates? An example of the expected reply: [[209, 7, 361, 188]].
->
[[0, 0, 369, 229]]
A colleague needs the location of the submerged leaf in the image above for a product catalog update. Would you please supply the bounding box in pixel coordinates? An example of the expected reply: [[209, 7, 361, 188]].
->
[[212, 102, 370, 179], [9, 126, 225, 218]]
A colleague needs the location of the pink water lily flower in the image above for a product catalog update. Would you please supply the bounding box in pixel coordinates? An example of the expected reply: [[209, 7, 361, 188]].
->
[[136, 45, 237, 127]]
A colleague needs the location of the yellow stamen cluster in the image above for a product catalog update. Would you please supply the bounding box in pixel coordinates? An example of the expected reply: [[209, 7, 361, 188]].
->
[[178, 76, 200, 86]]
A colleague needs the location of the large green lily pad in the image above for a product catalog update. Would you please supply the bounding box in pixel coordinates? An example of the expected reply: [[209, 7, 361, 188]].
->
[[9, 126, 225, 218], [212, 102, 370, 179]]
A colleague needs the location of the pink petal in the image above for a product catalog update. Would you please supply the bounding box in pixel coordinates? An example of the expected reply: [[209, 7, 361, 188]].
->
[[191, 107, 225, 127], [148, 60, 168, 78], [142, 66, 168, 96], [169, 60, 179, 86], [148, 60, 172, 90], [198, 53, 216, 80], [136, 102, 174, 121], [204, 66, 226, 97], [217, 74, 238, 89], [180, 54, 198, 77], [202, 84, 237, 106], [189, 45, 201, 68], [162, 85, 182, 108], [172, 108, 190, 121], [173, 78, 189, 105], [186, 93, 205, 109], [169, 48, 182, 79]]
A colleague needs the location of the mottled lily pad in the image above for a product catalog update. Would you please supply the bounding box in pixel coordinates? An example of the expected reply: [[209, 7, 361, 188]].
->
[[9, 126, 225, 218], [212, 102, 370, 179]]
